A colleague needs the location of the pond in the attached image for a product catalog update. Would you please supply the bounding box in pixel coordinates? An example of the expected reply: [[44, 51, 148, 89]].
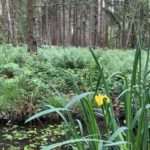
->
[[0, 122, 67, 150]]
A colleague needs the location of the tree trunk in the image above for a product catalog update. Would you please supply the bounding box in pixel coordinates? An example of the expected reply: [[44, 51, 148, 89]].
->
[[62, 0, 65, 46], [11, 0, 19, 46], [33, 0, 42, 47], [42, 6, 46, 44], [93, 0, 98, 49], [99, 0, 103, 47], [72, 2, 76, 46], [6, 0, 13, 44], [27, 0, 37, 53], [122, 0, 129, 49], [46, 3, 51, 45], [0, 0, 3, 43], [131, 23, 136, 49], [68, 1, 72, 45]]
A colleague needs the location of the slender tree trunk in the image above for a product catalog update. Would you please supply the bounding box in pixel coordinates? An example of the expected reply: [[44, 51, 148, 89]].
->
[[0, 0, 3, 43], [62, 0, 65, 46], [104, 9, 108, 47], [131, 23, 136, 48], [6, 0, 13, 44], [122, 0, 129, 49], [34, 0, 42, 47], [125, 9, 136, 49], [18, 0, 23, 46], [27, 0, 37, 53], [46, 4, 51, 45], [0, 0, 2, 18], [89, 4, 94, 47], [11, 0, 19, 46], [80, 4, 84, 47], [93, 0, 98, 49], [72, 2, 76, 45], [68, 1, 72, 45], [99, 0, 103, 46], [75, 3, 78, 46], [42, 6, 46, 44], [82, 4, 86, 47]]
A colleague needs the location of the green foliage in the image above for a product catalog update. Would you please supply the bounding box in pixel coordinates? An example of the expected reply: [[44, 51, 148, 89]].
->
[[0, 63, 20, 78], [26, 42, 150, 150], [0, 45, 149, 121]]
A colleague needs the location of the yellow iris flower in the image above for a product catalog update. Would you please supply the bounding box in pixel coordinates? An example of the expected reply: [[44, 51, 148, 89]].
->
[[95, 95, 104, 106], [95, 94, 110, 106], [103, 95, 110, 104]]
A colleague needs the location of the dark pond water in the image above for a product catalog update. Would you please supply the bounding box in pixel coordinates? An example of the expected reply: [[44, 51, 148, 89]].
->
[[0, 122, 66, 150], [0, 119, 109, 150]]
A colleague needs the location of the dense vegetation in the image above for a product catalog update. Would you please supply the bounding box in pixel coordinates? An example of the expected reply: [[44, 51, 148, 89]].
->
[[0, 44, 149, 149], [0, 44, 148, 122]]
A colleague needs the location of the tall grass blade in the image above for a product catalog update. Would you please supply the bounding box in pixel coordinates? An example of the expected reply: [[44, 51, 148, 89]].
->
[[108, 127, 128, 142], [25, 107, 71, 123], [65, 92, 92, 109]]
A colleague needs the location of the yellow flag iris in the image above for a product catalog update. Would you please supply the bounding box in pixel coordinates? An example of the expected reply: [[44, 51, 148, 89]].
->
[[95, 95, 104, 106], [103, 95, 110, 104], [95, 94, 110, 106]]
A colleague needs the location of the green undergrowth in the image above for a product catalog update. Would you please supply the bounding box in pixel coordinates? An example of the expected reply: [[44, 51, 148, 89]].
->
[[0, 44, 149, 121]]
